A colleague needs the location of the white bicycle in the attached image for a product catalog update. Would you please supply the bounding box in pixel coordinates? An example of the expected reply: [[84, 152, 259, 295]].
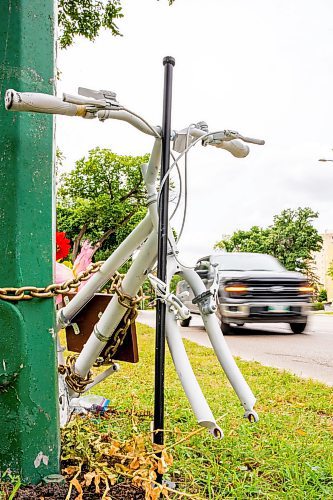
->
[[5, 85, 264, 437]]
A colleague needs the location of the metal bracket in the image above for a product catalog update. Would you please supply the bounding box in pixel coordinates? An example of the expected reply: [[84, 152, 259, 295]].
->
[[172, 121, 208, 153], [148, 274, 190, 320], [193, 264, 219, 315]]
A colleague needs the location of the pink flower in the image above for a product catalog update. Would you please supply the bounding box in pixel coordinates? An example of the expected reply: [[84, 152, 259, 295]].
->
[[55, 240, 96, 305]]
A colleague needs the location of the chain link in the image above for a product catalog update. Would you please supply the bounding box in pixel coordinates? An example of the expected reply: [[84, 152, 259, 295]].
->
[[58, 355, 94, 394], [0, 261, 105, 302], [2, 259, 148, 392], [101, 275, 146, 361], [57, 272, 148, 392]]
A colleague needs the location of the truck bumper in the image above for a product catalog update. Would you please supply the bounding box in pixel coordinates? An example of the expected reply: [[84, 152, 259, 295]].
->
[[219, 302, 311, 324]]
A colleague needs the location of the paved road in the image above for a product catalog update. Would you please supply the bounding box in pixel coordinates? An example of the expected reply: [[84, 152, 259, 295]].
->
[[138, 311, 333, 386]]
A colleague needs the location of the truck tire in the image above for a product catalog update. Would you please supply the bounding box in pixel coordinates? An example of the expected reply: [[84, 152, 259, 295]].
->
[[220, 320, 234, 335], [180, 317, 191, 327], [290, 322, 307, 334]]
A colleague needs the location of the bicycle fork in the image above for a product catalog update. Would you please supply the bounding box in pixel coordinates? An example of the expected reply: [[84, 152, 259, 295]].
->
[[166, 256, 259, 426]]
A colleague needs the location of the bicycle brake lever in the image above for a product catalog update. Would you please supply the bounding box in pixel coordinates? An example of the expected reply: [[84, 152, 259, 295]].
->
[[147, 274, 190, 320], [78, 87, 118, 103]]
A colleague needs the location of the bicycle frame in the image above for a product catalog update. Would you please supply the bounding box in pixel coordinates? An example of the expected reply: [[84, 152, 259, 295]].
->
[[56, 133, 258, 436], [5, 86, 261, 435]]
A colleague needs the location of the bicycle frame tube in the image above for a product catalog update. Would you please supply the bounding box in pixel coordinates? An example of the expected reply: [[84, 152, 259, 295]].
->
[[179, 266, 257, 415], [165, 255, 223, 436], [57, 122, 258, 423], [57, 138, 162, 332], [165, 308, 223, 438], [57, 213, 153, 330], [73, 229, 157, 380], [70, 139, 162, 381]]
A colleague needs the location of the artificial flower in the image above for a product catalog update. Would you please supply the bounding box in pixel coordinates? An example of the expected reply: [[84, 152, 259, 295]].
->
[[55, 240, 95, 305], [56, 231, 71, 260]]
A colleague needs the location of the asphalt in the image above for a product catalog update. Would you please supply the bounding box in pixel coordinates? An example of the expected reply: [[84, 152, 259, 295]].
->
[[137, 310, 333, 386]]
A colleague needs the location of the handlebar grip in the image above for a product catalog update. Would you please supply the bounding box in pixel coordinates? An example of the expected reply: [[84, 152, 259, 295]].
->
[[5, 89, 86, 117], [216, 139, 250, 158]]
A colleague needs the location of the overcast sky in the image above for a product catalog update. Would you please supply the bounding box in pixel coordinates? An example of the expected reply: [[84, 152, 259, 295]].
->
[[56, 0, 333, 264]]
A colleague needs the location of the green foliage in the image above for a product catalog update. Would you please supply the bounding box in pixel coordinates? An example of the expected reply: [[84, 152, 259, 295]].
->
[[217, 225, 270, 254], [58, 0, 175, 48], [215, 208, 323, 279], [58, 0, 123, 48], [170, 273, 182, 294], [327, 261, 333, 280], [313, 301, 325, 311], [318, 288, 328, 302], [57, 148, 149, 258], [269, 208, 322, 272], [84, 323, 333, 498]]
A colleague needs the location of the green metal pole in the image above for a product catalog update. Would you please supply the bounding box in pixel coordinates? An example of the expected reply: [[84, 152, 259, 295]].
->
[[0, 0, 60, 483]]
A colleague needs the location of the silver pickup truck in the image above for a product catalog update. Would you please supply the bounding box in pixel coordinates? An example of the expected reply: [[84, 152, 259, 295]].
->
[[176, 252, 313, 334]]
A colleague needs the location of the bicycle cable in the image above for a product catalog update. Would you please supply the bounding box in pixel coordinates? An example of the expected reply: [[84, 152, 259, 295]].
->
[[120, 106, 161, 139], [175, 124, 196, 243], [156, 129, 228, 210], [169, 151, 183, 220]]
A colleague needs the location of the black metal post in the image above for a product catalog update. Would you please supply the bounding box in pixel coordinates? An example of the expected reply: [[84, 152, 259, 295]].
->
[[154, 56, 175, 482]]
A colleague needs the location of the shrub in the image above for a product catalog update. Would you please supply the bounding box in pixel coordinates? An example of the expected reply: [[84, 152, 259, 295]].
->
[[318, 288, 328, 302]]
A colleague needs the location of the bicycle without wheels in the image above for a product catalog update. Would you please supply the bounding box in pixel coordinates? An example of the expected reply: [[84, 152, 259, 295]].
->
[[5, 85, 264, 437]]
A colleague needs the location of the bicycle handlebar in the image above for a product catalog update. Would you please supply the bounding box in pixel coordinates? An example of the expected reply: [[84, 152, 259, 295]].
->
[[5, 89, 87, 117], [4, 89, 264, 158], [215, 139, 249, 158], [200, 130, 264, 158]]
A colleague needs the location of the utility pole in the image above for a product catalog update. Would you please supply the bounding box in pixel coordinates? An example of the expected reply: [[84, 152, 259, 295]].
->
[[0, 0, 60, 483]]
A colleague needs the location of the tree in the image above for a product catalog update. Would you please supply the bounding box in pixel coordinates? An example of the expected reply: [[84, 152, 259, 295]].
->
[[268, 208, 322, 273], [327, 261, 333, 280], [216, 226, 271, 254], [58, 0, 174, 48], [318, 288, 328, 302], [57, 148, 149, 261], [215, 207, 323, 280]]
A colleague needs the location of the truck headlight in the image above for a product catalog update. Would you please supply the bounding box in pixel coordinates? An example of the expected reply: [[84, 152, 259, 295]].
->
[[224, 284, 249, 296], [298, 285, 314, 294]]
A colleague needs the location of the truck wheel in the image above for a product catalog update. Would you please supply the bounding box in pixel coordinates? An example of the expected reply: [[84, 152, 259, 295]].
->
[[290, 322, 307, 334], [180, 317, 191, 327], [220, 320, 233, 335]]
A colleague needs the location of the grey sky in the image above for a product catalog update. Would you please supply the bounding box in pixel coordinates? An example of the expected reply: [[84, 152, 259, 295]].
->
[[57, 0, 333, 263]]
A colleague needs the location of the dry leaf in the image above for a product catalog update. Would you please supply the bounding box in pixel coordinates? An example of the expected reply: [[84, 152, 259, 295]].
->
[[71, 477, 83, 499], [130, 457, 140, 470], [84, 471, 95, 487], [157, 456, 169, 474], [63, 466, 79, 476], [94, 473, 101, 493]]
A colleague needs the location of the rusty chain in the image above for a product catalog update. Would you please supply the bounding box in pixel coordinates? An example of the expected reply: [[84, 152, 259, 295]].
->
[[58, 355, 94, 394], [99, 273, 145, 361], [2, 258, 148, 392], [0, 261, 105, 302], [57, 272, 147, 393]]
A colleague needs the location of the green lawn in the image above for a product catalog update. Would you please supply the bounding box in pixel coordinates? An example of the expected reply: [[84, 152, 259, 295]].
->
[[77, 322, 333, 499]]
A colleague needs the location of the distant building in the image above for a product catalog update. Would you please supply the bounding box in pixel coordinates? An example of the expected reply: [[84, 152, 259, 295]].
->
[[313, 231, 333, 301]]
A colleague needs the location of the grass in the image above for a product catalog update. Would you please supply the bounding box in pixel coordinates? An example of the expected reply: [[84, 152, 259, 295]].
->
[[84, 322, 333, 499], [2, 323, 332, 499]]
